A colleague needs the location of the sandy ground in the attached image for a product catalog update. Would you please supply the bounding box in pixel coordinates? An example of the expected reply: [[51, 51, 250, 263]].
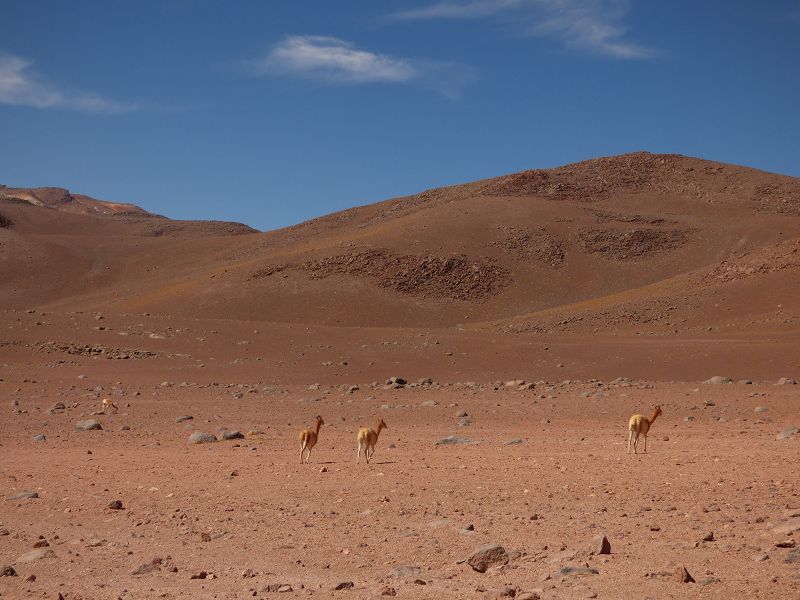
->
[[2, 313, 800, 600]]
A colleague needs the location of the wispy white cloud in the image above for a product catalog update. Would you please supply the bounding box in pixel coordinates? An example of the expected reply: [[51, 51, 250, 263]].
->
[[391, 0, 654, 59], [248, 35, 476, 98], [251, 36, 415, 83], [0, 54, 137, 114]]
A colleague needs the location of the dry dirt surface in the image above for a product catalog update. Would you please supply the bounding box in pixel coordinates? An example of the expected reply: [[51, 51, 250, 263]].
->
[[2, 152, 800, 599]]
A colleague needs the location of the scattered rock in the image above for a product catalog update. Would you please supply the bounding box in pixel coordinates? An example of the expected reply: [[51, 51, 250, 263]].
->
[[132, 561, 161, 576], [0, 566, 16, 577], [785, 549, 800, 563], [175, 415, 193, 422], [221, 431, 245, 440], [190, 571, 208, 579], [436, 435, 479, 446], [75, 419, 102, 431], [17, 548, 55, 563], [388, 565, 421, 578], [556, 565, 599, 579], [456, 410, 468, 418], [468, 544, 509, 573], [678, 566, 695, 583], [703, 399, 715, 406], [385, 376, 407, 388], [776, 426, 799, 440], [379, 586, 397, 596], [704, 376, 732, 385], [776, 378, 797, 386], [590, 534, 611, 555], [6, 491, 38, 501], [48, 402, 65, 415], [334, 581, 354, 590], [702, 532, 715, 542], [503, 438, 525, 445], [188, 432, 216, 444], [32, 434, 46, 442], [108, 499, 124, 510], [754, 406, 768, 413]]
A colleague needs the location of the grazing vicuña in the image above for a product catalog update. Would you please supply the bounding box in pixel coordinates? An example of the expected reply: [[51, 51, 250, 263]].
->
[[627, 405, 662, 454], [357, 418, 387, 464], [299, 415, 325, 464]]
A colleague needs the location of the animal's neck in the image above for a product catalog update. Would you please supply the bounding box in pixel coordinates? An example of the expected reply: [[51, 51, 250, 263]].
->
[[648, 411, 660, 426], [374, 422, 384, 436], [315, 421, 322, 435]]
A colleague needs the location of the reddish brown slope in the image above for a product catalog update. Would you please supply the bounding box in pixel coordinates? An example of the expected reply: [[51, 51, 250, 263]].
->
[[2, 151, 800, 335]]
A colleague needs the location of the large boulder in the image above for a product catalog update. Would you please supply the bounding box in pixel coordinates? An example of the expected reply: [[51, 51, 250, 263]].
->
[[468, 544, 509, 573]]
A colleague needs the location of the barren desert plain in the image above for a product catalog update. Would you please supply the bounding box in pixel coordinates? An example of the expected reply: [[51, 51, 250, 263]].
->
[[2, 152, 800, 599]]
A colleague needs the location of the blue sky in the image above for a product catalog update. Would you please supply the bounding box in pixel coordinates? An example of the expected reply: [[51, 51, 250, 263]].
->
[[1, 1, 799, 231]]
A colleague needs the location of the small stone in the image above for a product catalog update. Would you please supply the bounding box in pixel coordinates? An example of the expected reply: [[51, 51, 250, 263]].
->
[[556, 565, 599, 578], [188, 431, 216, 444], [32, 539, 49, 548], [704, 376, 732, 385], [468, 544, 509, 573], [0, 566, 16, 577], [591, 534, 611, 555], [17, 548, 55, 563], [504, 438, 524, 445], [704, 399, 715, 406], [436, 435, 479, 446], [777, 426, 799, 440], [678, 566, 695, 583], [388, 565, 421, 578], [456, 410, 468, 418], [379, 586, 397, 596], [221, 431, 245, 440], [319, 467, 328, 473], [190, 571, 208, 579], [702, 532, 715, 542], [75, 419, 102, 431], [48, 402, 65, 415], [6, 491, 38, 501], [25, 574, 35, 582], [175, 415, 193, 422], [754, 406, 768, 413], [334, 581, 354, 590], [32, 434, 46, 442], [132, 562, 160, 576], [108, 499, 124, 510], [776, 377, 797, 386]]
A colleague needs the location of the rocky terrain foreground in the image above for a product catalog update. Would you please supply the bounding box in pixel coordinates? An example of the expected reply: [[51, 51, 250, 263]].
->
[[2, 152, 800, 598]]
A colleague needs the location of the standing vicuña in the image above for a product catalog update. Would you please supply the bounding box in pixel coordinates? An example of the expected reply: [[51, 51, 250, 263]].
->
[[298, 416, 324, 464], [627, 405, 662, 454], [357, 418, 387, 464]]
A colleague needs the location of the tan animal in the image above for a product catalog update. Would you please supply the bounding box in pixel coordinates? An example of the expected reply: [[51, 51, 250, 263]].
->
[[357, 418, 387, 464], [627, 405, 662, 454], [102, 398, 118, 414], [298, 416, 324, 464]]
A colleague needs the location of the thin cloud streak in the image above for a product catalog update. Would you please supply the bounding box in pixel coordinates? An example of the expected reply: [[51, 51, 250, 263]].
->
[[391, 0, 655, 59], [251, 36, 415, 83], [248, 35, 475, 98], [0, 53, 138, 114]]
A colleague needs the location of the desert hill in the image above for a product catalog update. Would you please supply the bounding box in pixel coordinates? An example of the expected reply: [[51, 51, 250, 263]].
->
[[2, 151, 800, 332]]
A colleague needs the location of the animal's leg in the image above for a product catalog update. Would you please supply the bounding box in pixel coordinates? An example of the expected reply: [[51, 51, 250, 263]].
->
[[300, 444, 305, 464], [627, 429, 633, 454], [643, 433, 647, 453], [356, 444, 362, 464], [365, 445, 371, 464], [633, 433, 639, 454]]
